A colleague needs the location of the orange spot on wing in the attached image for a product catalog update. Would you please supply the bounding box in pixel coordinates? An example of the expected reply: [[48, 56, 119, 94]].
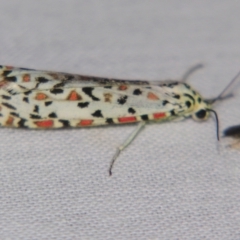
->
[[35, 93, 48, 100], [35, 120, 53, 128], [0, 80, 8, 88], [119, 85, 128, 91], [67, 91, 82, 101], [23, 74, 30, 82], [6, 116, 14, 126], [147, 92, 159, 100], [78, 119, 93, 126], [118, 116, 137, 123], [153, 112, 166, 119]]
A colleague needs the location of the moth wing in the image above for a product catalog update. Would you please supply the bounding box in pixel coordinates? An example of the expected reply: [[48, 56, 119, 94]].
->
[[15, 84, 186, 120], [0, 66, 151, 95], [0, 66, 188, 128]]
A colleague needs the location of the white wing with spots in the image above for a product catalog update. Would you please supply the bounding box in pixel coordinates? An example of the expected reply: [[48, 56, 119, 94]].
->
[[0, 66, 197, 128]]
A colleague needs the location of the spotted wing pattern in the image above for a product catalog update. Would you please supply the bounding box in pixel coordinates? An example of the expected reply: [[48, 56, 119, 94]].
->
[[0, 65, 198, 128]]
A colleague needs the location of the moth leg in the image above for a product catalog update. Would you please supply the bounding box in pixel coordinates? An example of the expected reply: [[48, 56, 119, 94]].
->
[[109, 121, 146, 176], [181, 63, 204, 82]]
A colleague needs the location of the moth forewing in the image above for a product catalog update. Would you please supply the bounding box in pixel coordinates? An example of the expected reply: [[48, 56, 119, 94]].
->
[[0, 65, 238, 175]]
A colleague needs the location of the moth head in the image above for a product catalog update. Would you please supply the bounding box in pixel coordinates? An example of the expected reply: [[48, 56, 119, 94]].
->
[[192, 99, 211, 121], [193, 109, 209, 121], [192, 99, 219, 140]]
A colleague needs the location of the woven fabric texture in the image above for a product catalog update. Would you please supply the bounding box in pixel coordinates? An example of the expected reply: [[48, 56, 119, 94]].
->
[[0, 1, 240, 239]]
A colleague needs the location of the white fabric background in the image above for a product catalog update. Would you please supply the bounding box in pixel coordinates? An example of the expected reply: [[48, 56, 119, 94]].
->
[[0, 1, 240, 239]]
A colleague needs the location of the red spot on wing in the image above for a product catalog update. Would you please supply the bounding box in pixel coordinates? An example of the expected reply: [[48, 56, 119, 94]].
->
[[35, 93, 48, 100], [67, 91, 82, 101], [78, 119, 93, 126], [119, 85, 128, 91], [118, 116, 137, 123], [35, 120, 53, 128], [153, 112, 166, 119], [23, 74, 30, 82], [147, 92, 159, 100], [6, 116, 14, 126]]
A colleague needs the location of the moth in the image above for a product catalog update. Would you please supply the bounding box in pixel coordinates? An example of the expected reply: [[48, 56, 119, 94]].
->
[[0, 64, 238, 175]]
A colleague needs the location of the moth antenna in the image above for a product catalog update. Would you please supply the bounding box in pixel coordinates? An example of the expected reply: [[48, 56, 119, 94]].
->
[[207, 109, 219, 141], [207, 71, 240, 104], [181, 63, 204, 82]]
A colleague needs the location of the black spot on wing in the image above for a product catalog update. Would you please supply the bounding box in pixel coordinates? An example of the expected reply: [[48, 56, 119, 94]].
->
[[106, 118, 114, 124], [23, 97, 29, 103], [59, 119, 70, 127], [45, 101, 53, 106], [173, 94, 180, 99], [2, 102, 16, 110], [92, 110, 103, 118], [117, 95, 128, 105], [162, 100, 169, 106], [37, 77, 49, 83], [18, 85, 27, 90], [170, 110, 176, 116], [30, 114, 41, 119], [5, 76, 17, 82], [133, 89, 142, 95], [6, 90, 16, 95], [18, 118, 27, 128], [104, 86, 112, 89], [54, 82, 65, 88], [128, 107, 136, 114], [24, 90, 32, 95], [2, 95, 11, 100], [141, 115, 149, 121], [82, 87, 100, 101], [49, 112, 57, 118], [168, 82, 178, 88], [78, 102, 89, 108], [50, 89, 64, 94], [33, 105, 39, 113], [10, 112, 19, 117], [2, 70, 12, 76]]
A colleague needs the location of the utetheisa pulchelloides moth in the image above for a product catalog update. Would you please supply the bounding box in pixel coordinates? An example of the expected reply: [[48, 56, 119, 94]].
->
[[0, 64, 239, 175]]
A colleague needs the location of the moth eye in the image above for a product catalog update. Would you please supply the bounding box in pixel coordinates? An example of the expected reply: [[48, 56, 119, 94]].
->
[[195, 109, 207, 119]]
